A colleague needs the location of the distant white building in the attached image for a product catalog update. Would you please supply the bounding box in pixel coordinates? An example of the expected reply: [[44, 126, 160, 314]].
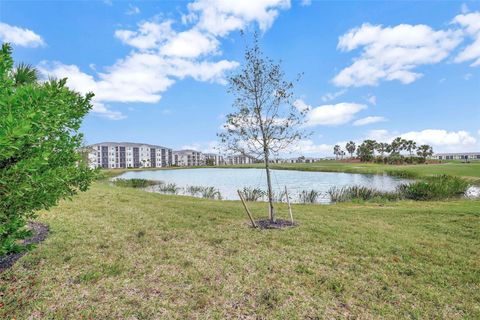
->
[[204, 153, 225, 166], [87, 142, 172, 169], [431, 152, 480, 161], [173, 150, 205, 166], [225, 154, 256, 165]]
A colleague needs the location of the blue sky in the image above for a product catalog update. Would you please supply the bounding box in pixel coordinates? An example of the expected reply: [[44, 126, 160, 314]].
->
[[1, 0, 479, 155]]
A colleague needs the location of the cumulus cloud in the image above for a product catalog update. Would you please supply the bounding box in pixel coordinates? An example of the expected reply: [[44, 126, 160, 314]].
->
[[452, 11, 480, 67], [366, 129, 477, 152], [333, 23, 462, 87], [185, 0, 291, 36], [297, 99, 367, 126], [40, 1, 290, 120], [283, 139, 332, 155], [114, 21, 175, 51], [353, 116, 387, 126], [0, 22, 45, 47]]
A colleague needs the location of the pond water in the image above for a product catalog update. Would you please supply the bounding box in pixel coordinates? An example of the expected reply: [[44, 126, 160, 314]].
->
[[117, 168, 411, 203]]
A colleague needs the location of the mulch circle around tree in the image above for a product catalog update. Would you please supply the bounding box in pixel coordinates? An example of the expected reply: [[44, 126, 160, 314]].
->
[[0, 222, 49, 273], [255, 219, 297, 229]]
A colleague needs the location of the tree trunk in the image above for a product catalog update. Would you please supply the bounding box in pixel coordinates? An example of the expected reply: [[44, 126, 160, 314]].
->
[[264, 154, 276, 222]]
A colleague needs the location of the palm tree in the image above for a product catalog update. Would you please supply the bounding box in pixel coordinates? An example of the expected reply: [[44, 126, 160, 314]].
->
[[345, 141, 356, 158], [375, 142, 389, 157], [405, 140, 417, 156], [333, 145, 341, 160], [417, 145, 433, 161], [13, 63, 39, 86], [389, 137, 404, 155]]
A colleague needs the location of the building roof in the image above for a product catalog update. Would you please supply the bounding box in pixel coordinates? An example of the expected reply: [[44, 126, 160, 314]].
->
[[89, 142, 171, 149]]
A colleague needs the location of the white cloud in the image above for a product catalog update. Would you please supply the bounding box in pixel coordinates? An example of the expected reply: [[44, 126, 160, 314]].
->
[[186, 0, 291, 36], [39, 0, 290, 119], [40, 1, 291, 120], [0, 22, 45, 47], [181, 140, 219, 153], [115, 21, 174, 51], [353, 116, 387, 126], [321, 89, 346, 102], [160, 29, 219, 58], [333, 23, 462, 87], [92, 102, 126, 120], [298, 100, 367, 126], [452, 11, 480, 67], [285, 139, 332, 155], [126, 4, 140, 15], [366, 129, 478, 152]]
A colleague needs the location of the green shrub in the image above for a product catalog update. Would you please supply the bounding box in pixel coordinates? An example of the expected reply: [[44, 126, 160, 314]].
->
[[186, 185, 204, 196], [328, 186, 401, 203], [200, 187, 222, 200], [241, 187, 265, 201], [398, 175, 468, 200], [385, 169, 418, 179], [0, 43, 95, 257], [113, 178, 160, 188], [299, 190, 320, 203], [157, 183, 180, 194]]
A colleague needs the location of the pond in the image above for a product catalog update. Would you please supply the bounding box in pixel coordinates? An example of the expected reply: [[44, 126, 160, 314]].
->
[[117, 168, 412, 203]]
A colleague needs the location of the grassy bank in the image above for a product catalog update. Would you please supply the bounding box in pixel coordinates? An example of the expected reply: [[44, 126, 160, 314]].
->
[[1, 181, 479, 318], [228, 161, 480, 183]]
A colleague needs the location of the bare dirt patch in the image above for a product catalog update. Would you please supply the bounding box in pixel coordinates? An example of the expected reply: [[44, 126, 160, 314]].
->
[[255, 219, 297, 229]]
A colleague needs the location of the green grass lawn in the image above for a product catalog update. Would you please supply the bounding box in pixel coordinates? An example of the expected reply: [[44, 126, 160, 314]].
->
[[1, 181, 479, 319]]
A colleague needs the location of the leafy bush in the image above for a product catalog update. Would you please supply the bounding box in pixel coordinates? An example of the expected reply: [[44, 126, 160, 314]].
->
[[157, 183, 180, 194], [200, 187, 222, 200], [0, 43, 95, 256], [241, 187, 265, 201], [328, 186, 401, 203], [398, 175, 468, 200], [186, 186, 204, 196], [299, 190, 320, 203], [385, 169, 418, 179], [113, 179, 160, 188]]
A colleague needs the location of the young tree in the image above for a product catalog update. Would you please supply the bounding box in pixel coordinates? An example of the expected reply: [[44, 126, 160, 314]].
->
[[345, 141, 356, 158], [0, 43, 95, 256], [417, 145, 433, 161], [218, 34, 307, 223], [333, 144, 341, 160]]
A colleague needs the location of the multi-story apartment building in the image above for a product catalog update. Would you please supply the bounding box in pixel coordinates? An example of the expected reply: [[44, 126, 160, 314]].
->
[[225, 154, 256, 165], [204, 153, 225, 166], [88, 142, 172, 169], [431, 152, 480, 161], [173, 150, 205, 166]]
